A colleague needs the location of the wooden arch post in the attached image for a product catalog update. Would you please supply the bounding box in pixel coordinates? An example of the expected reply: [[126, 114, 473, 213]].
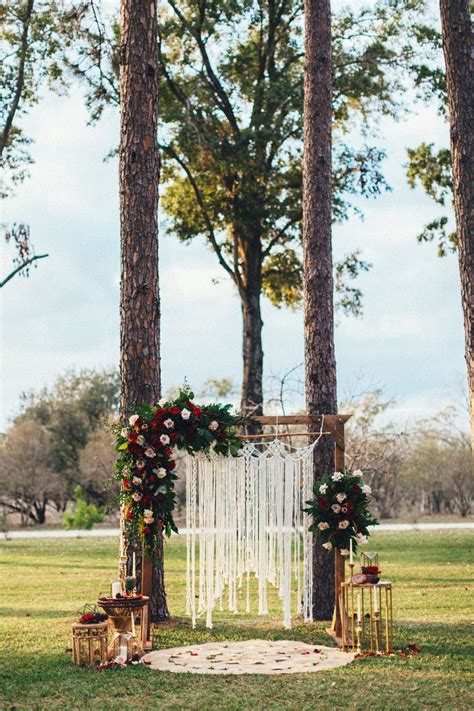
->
[[248, 413, 351, 642]]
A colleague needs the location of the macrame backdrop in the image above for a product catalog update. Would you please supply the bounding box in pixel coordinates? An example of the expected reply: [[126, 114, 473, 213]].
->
[[185, 436, 322, 630]]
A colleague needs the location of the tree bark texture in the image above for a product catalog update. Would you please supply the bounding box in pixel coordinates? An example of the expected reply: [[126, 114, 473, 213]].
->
[[302, 0, 338, 620], [119, 0, 168, 622], [439, 0, 474, 450], [240, 239, 264, 426]]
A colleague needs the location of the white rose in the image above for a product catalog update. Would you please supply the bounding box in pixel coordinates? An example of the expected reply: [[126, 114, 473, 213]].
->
[[136, 459, 145, 469], [338, 520, 350, 529], [158, 398, 167, 407], [160, 434, 170, 445], [144, 447, 156, 458], [208, 420, 219, 431], [318, 522, 330, 531], [332, 471, 344, 482], [331, 504, 341, 513], [157, 468, 167, 479], [340, 548, 350, 557], [132, 476, 142, 485], [143, 509, 153, 519], [137, 435, 145, 445], [144, 515, 154, 524], [132, 492, 142, 502], [357, 534, 368, 545], [353, 469, 364, 478], [164, 419, 174, 429], [319, 484, 328, 494], [121, 428, 128, 438], [129, 414, 139, 426], [322, 542, 333, 551], [362, 484, 372, 495], [181, 408, 191, 420], [336, 493, 347, 503]]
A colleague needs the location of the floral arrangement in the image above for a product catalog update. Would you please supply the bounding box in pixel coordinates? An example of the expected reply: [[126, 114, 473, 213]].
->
[[79, 611, 108, 624], [114, 386, 242, 552], [305, 469, 378, 554]]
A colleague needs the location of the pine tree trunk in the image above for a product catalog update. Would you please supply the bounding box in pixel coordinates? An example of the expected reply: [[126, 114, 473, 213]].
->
[[119, 0, 168, 622], [240, 241, 264, 427], [439, 0, 474, 450], [302, 0, 337, 621]]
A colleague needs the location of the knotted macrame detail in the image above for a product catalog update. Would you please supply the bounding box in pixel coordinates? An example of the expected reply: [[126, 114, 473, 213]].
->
[[185, 437, 321, 629]]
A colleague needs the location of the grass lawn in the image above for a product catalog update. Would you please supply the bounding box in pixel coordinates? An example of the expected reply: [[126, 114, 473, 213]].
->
[[0, 530, 472, 710]]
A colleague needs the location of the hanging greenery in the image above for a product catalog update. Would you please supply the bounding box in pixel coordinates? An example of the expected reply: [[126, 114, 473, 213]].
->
[[113, 387, 242, 552], [305, 470, 378, 554]]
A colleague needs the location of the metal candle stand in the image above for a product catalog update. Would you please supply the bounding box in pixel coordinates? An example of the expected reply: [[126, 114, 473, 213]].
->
[[340, 581, 393, 654]]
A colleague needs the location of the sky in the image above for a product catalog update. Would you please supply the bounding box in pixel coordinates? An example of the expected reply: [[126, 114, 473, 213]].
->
[[0, 9, 468, 433]]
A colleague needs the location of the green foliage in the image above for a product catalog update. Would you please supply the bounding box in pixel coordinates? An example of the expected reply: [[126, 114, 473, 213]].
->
[[66, 0, 442, 316], [406, 142, 456, 256], [17, 368, 120, 504], [62, 485, 104, 530], [0, 0, 86, 196]]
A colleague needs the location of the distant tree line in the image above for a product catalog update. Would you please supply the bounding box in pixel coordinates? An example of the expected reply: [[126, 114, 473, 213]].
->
[[1, 370, 470, 527]]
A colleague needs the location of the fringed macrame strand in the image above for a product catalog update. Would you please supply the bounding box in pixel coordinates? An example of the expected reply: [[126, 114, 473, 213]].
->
[[185, 434, 322, 629]]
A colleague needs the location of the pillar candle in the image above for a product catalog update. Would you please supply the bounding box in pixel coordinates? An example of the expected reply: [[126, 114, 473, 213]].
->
[[349, 538, 354, 565], [132, 552, 136, 579], [357, 592, 362, 620], [112, 580, 122, 597]]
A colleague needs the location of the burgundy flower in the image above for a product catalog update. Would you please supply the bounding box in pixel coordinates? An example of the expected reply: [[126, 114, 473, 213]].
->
[[318, 498, 330, 510]]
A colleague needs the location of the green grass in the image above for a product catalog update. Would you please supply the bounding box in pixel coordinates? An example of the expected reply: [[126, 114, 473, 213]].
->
[[0, 531, 472, 710]]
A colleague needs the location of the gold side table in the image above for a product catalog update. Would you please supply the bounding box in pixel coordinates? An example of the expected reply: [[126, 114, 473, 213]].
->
[[340, 581, 393, 654]]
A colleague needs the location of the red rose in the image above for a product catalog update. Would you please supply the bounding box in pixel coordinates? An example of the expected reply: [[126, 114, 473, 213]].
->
[[126, 509, 133, 520], [142, 495, 151, 506], [170, 432, 179, 443], [318, 498, 329, 510], [142, 526, 151, 535], [167, 460, 176, 471], [149, 474, 156, 483], [150, 434, 162, 447], [345, 501, 354, 511], [217, 429, 227, 441], [128, 432, 138, 443], [165, 448, 173, 456], [352, 485, 361, 494], [122, 480, 131, 490], [169, 406, 180, 415], [192, 407, 202, 417]]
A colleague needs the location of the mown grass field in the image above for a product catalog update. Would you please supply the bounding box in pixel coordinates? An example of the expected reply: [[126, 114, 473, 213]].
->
[[0, 530, 472, 710]]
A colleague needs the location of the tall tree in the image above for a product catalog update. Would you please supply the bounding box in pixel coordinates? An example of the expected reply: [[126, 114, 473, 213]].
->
[[118, 0, 167, 620], [302, 0, 337, 620], [67, 0, 442, 418], [438, 0, 474, 448]]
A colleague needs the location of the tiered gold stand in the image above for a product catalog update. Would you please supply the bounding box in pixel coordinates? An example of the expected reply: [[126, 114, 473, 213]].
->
[[340, 581, 393, 654]]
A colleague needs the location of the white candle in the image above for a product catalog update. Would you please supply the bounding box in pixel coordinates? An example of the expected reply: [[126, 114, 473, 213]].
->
[[374, 588, 379, 614], [132, 552, 136, 579], [349, 538, 354, 565], [357, 592, 362, 621], [112, 580, 122, 597]]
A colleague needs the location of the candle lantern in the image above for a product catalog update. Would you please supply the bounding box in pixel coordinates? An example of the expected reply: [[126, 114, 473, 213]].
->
[[97, 596, 149, 661], [360, 551, 379, 568], [72, 621, 109, 666]]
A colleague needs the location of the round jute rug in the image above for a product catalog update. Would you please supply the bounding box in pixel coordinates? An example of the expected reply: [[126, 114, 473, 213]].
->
[[143, 639, 355, 675]]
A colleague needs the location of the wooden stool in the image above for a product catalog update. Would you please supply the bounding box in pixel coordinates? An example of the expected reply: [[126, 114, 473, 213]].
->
[[340, 581, 394, 654], [72, 621, 109, 666]]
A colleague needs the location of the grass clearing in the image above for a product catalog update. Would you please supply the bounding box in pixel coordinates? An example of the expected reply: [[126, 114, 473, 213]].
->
[[0, 530, 472, 710]]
